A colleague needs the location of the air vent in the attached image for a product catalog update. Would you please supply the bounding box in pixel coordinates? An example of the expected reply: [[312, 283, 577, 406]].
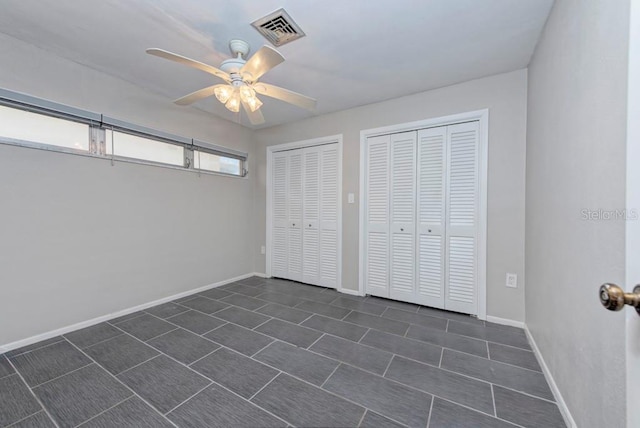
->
[[251, 8, 305, 47]]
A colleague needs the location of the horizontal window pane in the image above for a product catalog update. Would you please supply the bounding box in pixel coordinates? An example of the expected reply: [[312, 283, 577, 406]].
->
[[194, 150, 242, 175], [106, 130, 184, 166], [0, 105, 89, 150]]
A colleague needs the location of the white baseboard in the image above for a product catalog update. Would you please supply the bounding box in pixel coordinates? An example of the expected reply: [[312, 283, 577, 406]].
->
[[525, 326, 577, 428], [253, 272, 269, 278], [485, 315, 525, 328], [0, 272, 255, 353], [338, 287, 364, 296]]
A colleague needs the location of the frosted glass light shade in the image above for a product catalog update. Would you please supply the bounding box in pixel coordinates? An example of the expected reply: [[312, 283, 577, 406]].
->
[[214, 86, 234, 103], [225, 92, 241, 113]]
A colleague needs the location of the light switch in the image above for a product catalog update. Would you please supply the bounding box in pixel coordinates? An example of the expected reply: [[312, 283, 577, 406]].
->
[[348, 193, 355, 204]]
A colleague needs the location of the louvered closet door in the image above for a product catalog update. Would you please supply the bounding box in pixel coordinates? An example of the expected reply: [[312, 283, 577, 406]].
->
[[445, 121, 479, 315], [271, 152, 289, 278], [319, 144, 339, 288], [416, 127, 447, 308], [389, 131, 417, 302], [287, 151, 303, 282], [303, 147, 321, 285], [365, 135, 390, 297]]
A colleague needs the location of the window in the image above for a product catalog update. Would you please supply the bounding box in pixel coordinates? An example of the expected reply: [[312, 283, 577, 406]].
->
[[105, 130, 184, 166], [0, 88, 248, 177], [0, 105, 89, 151], [193, 150, 242, 175]]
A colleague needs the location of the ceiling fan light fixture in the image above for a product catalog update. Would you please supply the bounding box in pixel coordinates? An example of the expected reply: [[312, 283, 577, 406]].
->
[[246, 95, 263, 112], [225, 91, 241, 113], [214, 85, 234, 103]]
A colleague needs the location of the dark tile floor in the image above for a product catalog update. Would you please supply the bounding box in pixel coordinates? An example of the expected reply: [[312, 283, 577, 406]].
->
[[0, 277, 566, 428]]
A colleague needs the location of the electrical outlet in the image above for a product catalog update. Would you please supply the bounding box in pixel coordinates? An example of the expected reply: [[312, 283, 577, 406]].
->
[[348, 193, 355, 204], [506, 273, 517, 288], [260, 246, 266, 255]]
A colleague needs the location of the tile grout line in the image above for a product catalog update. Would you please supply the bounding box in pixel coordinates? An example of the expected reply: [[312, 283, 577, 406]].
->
[[381, 355, 395, 377], [5, 410, 49, 428], [251, 317, 276, 331], [319, 363, 342, 388], [114, 355, 161, 377], [80, 333, 126, 351], [490, 383, 497, 417], [425, 396, 435, 428], [187, 347, 223, 367], [247, 372, 280, 401], [163, 381, 213, 415], [438, 348, 444, 368], [250, 339, 278, 358], [4, 358, 61, 428], [355, 409, 368, 428], [63, 337, 179, 428], [5, 338, 66, 359], [74, 396, 133, 427], [306, 333, 327, 350], [30, 362, 95, 389]]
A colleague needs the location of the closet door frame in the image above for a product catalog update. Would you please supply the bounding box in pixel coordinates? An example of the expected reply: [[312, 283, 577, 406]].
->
[[266, 134, 343, 291], [359, 110, 488, 320]]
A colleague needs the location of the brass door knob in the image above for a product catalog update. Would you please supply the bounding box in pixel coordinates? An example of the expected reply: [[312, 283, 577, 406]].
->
[[599, 283, 640, 315]]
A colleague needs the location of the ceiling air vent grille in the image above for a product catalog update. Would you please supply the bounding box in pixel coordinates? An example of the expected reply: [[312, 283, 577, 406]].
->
[[251, 8, 305, 47]]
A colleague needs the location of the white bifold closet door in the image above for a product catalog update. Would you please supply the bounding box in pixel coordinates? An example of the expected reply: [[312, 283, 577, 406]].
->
[[363, 121, 479, 315], [270, 143, 340, 289]]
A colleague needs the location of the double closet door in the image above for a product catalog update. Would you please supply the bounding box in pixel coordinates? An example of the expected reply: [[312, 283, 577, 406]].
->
[[271, 143, 340, 289], [364, 121, 480, 315]]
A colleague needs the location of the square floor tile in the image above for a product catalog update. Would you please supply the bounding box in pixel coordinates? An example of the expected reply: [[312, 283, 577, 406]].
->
[[204, 323, 274, 356], [214, 306, 271, 329], [10, 341, 91, 387], [294, 300, 351, 319], [220, 293, 268, 310], [448, 321, 531, 350], [255, 319, 323, 348], [148, 329, 218, 365], [145, 302, 189, 319], [117, 355, 210, 414], [406, 324, 489, 357], [493, 386, 565, 428], [64, 323, 122, 349], [10, 411, 57, 428], [382, 307, 448, 331], [0, 375, 42, 427], [34, 364, 132, 427], [255, 341, 339, 386], [360, 329, 442, 366], [80, 397, 174, 428], [489, 342, 541, 372], [190, 347, 278, 399], [441, 349, 553, 400], [166, 310, 226, 335], [385, 356, 494, 414], [0, 354, 16, 379], [168, 384, 283, 428], [256, 303, 312, 324], [114, 314, 176, 342], [252, 373, 364, 428], [85, 334, 159, 376], [197, 288, 233, 300], [429, 397, 516, 428], [329, 297, 387, 316], [323, 364, 431, 427], [359, 411, 405, 428], [309, 334, 392, 375], [343, 311, 409, 336], [177, 296, 229, 315], [301, 315, 368, 342]]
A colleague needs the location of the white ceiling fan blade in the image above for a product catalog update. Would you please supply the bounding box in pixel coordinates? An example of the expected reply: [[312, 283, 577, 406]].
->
[[146, 48, 231, 82], [241, 100, 265, 125], [253, 82, 317, 111], [173, 84, 227, 106], [240, 46, 284, 81]]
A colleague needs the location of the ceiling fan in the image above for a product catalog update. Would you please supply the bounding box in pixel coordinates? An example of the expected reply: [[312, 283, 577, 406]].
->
[[146, 40, 316, 125]]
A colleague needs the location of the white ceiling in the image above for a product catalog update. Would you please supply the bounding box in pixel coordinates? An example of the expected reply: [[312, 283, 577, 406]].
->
[[0, 0, 554, 129]]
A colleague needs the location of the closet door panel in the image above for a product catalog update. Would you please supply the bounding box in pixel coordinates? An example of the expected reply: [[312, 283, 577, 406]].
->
[[365, 135, 390, 297], [303, 147, 321, 285], [389, 131, 417, 302], [287, 151, 303, 282], [416, 127, 447, 308], [445, 122, 479, 315], [319, 144, 339, 288], [271, 153, 288, 278]]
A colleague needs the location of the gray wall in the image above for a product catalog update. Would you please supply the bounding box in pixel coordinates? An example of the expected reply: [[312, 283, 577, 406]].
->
[[0, 34, 255, 346], [525, 0, 629, 426], [253, 70, 528, 322]]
